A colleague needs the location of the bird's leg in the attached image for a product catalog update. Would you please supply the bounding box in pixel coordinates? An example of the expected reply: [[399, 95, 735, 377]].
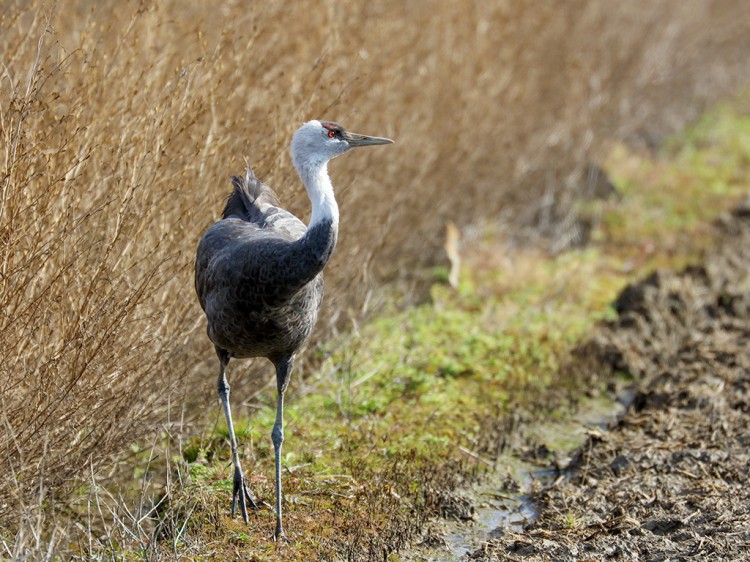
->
[[216, 349, 258, 522], [271, 356, 293, 542]]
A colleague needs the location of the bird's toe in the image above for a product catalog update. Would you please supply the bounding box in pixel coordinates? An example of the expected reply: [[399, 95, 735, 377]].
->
[[243, 481, 259, 511], [232, 472, 259, 523]]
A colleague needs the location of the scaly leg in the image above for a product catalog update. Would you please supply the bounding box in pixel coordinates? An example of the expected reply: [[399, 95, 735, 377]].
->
[[216, 348, 258, 522], [272, 356, 293, 541]]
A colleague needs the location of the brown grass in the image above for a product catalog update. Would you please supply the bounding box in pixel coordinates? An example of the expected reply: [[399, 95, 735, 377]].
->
[[1, 0, 749, 547]]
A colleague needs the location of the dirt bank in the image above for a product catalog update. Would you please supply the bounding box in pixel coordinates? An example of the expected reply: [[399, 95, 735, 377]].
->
[[471, 201, 750, 561]]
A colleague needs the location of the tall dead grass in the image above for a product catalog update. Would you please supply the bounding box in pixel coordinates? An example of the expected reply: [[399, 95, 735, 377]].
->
[[1, 0, 749, 542]]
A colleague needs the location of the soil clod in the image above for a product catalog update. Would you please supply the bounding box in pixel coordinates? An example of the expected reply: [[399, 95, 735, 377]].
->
[[472, 205, 750, 560]]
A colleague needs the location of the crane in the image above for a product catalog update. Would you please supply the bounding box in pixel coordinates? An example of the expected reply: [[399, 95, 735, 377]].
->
[[194, 120, 393, 540]]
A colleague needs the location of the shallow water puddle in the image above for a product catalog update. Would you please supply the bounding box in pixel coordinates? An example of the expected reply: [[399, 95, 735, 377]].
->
[[400, 387, 633, 561], [441, 475, 539, 560]]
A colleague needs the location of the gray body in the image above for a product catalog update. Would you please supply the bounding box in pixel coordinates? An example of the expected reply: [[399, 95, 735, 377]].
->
[[195, 172, 335, 363]]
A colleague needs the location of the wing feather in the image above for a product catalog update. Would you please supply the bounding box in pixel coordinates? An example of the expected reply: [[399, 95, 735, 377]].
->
[[222, 168, 306, 239], [195, 169, 310, 312]]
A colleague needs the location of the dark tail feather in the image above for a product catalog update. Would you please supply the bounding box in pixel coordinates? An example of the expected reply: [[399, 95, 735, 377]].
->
[[222, 168, 280, 220]]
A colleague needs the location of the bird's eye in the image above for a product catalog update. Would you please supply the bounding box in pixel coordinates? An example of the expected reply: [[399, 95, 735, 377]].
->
[[327, 130, 335, 139]]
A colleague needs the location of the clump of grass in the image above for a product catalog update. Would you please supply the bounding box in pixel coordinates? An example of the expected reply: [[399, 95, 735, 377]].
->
[[590, 99, 750, 266]]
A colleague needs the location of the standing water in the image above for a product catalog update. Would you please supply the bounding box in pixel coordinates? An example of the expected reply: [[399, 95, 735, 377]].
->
[[399, 389, 633, 561]]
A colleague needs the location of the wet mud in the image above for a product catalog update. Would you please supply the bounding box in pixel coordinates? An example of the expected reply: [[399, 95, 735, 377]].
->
[[471, 201, 750, 560]]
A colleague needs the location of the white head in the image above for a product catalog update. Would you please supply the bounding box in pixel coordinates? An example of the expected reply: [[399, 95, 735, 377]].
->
[[291, 120, 393, 172]]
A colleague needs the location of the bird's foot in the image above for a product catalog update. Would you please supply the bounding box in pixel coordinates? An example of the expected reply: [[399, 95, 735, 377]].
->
[[273, 525, 290, 543], [231, 469, 259, 523]]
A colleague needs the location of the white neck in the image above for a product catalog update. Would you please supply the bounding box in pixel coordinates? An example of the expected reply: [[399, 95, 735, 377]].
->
[[296, 160, 340, 229]]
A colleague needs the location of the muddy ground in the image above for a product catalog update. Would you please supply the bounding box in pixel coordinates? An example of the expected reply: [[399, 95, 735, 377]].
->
[[467, 202, 750, 561]]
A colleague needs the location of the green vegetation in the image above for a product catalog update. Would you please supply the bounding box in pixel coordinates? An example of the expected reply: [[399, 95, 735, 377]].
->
[[129, 97, 750, 559], [596, 100, 750, 262]]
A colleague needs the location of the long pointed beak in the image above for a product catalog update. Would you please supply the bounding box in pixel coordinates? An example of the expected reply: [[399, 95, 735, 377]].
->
[[345, 131, 395, 147]]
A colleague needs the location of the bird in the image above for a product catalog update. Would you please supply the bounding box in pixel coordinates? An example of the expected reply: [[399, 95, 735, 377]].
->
[[194, 120, 393, 540]]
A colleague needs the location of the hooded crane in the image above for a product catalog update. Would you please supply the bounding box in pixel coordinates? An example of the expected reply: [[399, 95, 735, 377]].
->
[[195, 120, 393, 540]]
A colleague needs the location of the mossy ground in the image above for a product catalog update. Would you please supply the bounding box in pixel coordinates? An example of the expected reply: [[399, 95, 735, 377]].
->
[[97, 97, 750, 560]]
